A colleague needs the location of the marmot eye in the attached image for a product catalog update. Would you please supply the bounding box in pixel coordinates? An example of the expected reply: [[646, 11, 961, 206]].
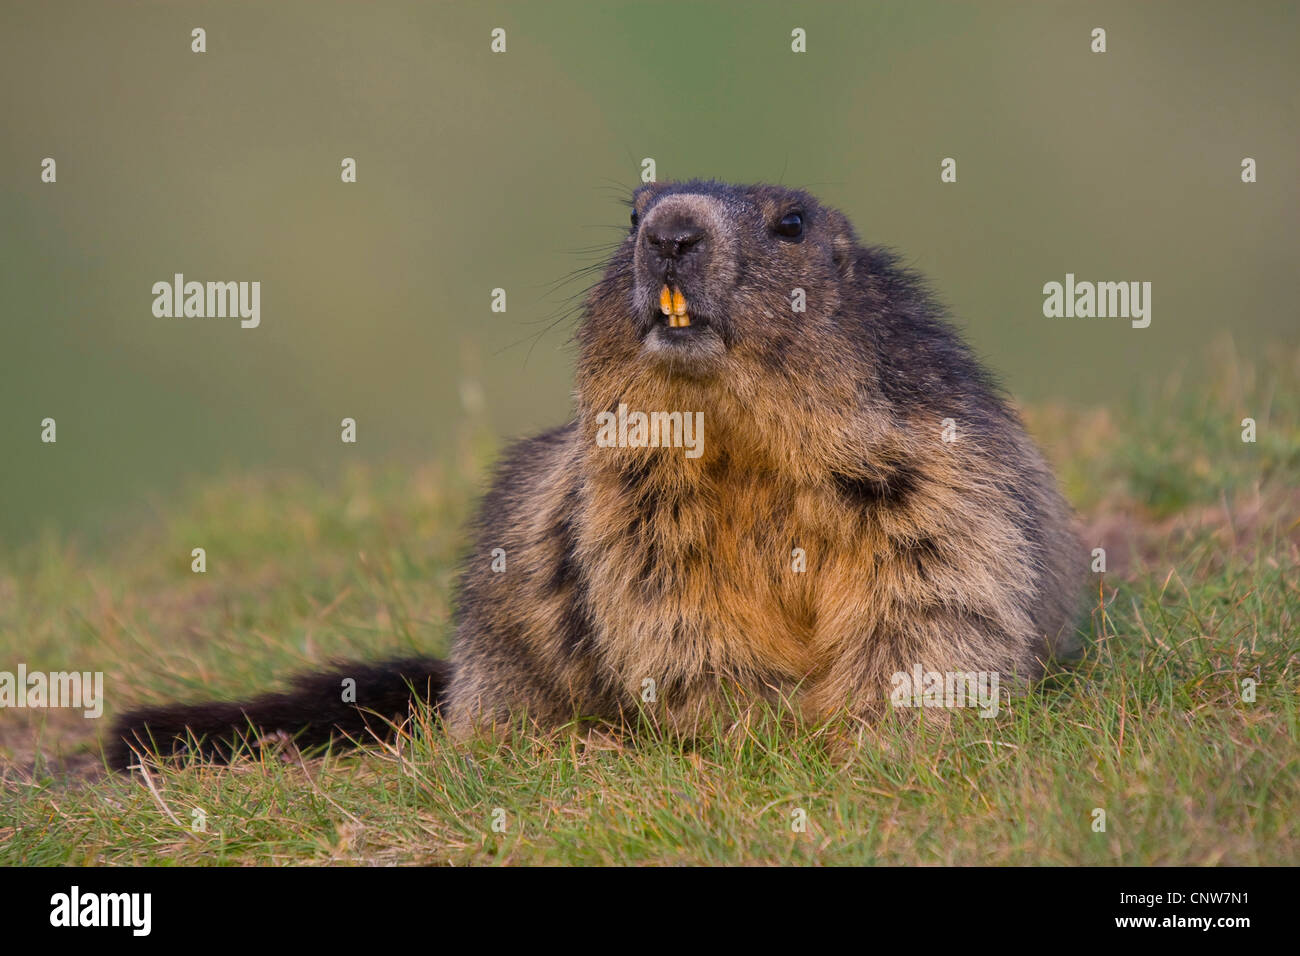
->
[[630, 210, 640, 230], [776, 211, 804, 240]]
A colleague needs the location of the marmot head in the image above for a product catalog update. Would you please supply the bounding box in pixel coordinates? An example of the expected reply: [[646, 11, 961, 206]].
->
[[579, 181, 861, 385]]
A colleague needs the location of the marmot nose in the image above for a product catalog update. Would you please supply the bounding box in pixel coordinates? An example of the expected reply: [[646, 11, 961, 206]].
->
[[644, 220, 706, 263]]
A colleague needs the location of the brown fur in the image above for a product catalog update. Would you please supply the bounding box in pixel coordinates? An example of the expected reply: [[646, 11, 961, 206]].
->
[[446, 180, 1082, 736]]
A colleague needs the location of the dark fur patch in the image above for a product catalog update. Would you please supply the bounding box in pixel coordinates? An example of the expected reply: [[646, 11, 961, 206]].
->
[[619, 457, 654, 496], [547, 487, 584, 595], [832, 461, 919, 510], [555, 581, 596, 657], [903, 535, 943, 579]]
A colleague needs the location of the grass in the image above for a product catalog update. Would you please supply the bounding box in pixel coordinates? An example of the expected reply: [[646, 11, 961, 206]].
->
[[1, 340, 1296, 865]]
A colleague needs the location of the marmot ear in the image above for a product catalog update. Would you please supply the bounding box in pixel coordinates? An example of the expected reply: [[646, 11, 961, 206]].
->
[[828, 211, 857, 281]]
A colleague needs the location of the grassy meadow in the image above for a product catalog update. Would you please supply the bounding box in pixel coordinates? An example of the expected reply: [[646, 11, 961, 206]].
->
[[0, 341, 1295, 866]]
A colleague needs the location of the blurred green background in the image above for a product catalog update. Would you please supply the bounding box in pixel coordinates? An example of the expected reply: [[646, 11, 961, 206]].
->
[[1, 0, 1296, 547]]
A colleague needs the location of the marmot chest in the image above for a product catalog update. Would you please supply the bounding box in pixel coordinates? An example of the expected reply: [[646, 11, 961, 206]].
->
[[580, 473, 826, 683]]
